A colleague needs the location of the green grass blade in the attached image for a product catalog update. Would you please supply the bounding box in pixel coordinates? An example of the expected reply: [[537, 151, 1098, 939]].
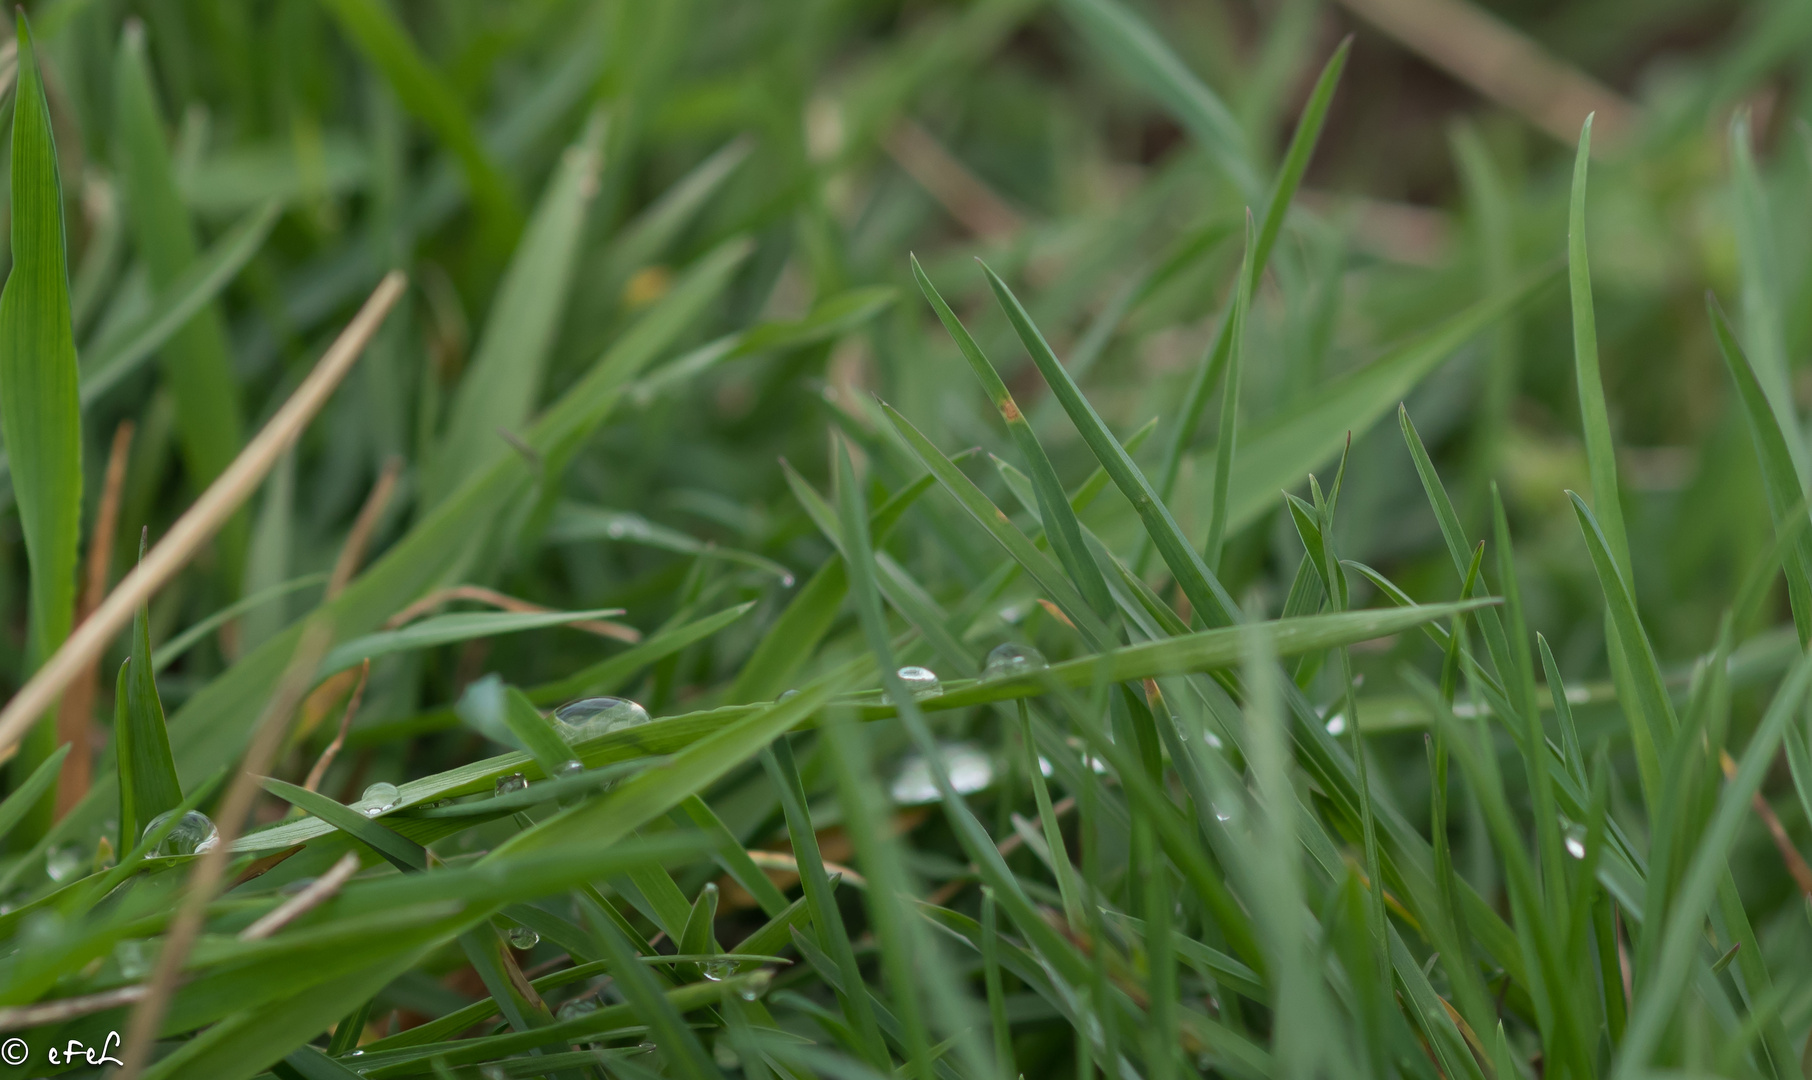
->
[[114, 20, 249, 582], [1709, 294, 1812, 647], [260, 777, 429, 871], [1053, 0, 1258, 197], [912, 254, 1115, 622], [1204, 211, 1254, 571], [1728, 110, 1804, 483], [0, 15, 84, 841], [981, 263, 1240, 628], [533, 601, 755, 704], [428, 112, 604, 505], [117, 571, 184, 852], [1148, 40, 1350, 533], [319, 607, 626, 679], [316, 0, 520, 247], [1568, 115, 1632, 581]]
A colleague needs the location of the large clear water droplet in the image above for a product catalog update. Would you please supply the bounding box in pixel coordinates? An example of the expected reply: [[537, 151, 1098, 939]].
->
[[888, 742, 994, 805], [506, 924, 540, 950], [45, 844, 86, 882], [495, 772, 528, 796], [982, 642, 1046, 678], [888, 666, 941, 702], [360, 781, 400, 817], [703, 957, 737, 982], [552, 696, 651, 744], [557, 997, 598, 1021], [144, 810, 219, 857]]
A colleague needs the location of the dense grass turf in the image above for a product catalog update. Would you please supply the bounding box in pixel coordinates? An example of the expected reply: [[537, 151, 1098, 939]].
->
[[0, 1, 1809, 1078]]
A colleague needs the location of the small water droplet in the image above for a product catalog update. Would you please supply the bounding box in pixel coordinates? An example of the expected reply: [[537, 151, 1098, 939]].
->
[[551, 696, 651, 744], [606, 522, 626, 539], [115, 938, 154, 979], [982, 642, 1046, 678], [889, 742, 993, 804], [637, 1041, 658, 1053], [555, 759, 585, 778], [45, 844, 86, 882], [557, 997, 599, 1021], [1037, 756, 1054, 778], [360, 781, 400, 817], [1204, 730, 1224, 750], [506, 924, 540, 950], [1324, 713, 1347, 736], [703, 957, 737, 981], [779, 689, 801, 702], [1564, 821, 1587, 859], [888, 666, 941, 702], [1212, 803, 1235, 823], [481, 1066, 508, 1080], [144, 810, 219, 857], [347, 1049, 364, 1057], [739, 969, 773, 1001], [495, 772, 528, 796], [781, 573, 796, 588]]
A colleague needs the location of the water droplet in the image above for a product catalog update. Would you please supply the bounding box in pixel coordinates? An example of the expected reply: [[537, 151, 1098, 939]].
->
[[888, 666, 941, 702], [557, 997, 599, 1021], [703, 957, 737, 981], [1564, 822, 1587, 860], [778, 689, 801, 702], [46, 844, 86, 882], [115, 938, 154, 979], [1324, 713, 1347, 736], [982, 642, 1046, 678], [347, 1049, 364, 1057], [1204, 731, 1224, 750], [555, 759, 585, 778], [360, 781, 400, 817], [506, 924, 540, 950], [144, 810, 219, 857], [495, 772, 528, 796], [781, 573, 796, 588], [606, 522, 626, 539], [1212, 803, 1235, 823], [889, 742, 994, 804], [637, 1041, 658, 1053], [551, 696, 651, 744], [481, 1066, 508, 1080], [1037, 756, 1054, 778], [739, 969, 773, 1001]]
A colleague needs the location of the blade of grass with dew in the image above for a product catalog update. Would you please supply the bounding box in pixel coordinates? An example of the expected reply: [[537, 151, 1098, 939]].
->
[[114, 21, 250, 584], [532, 601, 755, 704], [0, 16, 84, 842], [115, 576, 183, 853]]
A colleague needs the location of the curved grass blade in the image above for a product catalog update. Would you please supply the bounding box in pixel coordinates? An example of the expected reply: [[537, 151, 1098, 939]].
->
[[318, 607, 626, 679], [0, 15, 83, 841], [533, 601, 755, 704], [1568, 116, 1631, 579], [1204, 211, 1254, 571]]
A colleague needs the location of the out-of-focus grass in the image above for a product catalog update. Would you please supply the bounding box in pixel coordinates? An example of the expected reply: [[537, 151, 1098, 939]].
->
[[0, 0, 1807, 1078]]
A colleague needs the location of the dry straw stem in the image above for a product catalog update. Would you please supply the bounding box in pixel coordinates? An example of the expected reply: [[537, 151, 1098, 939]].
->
[[385, 583, 640, 642], [302, 659, 370, 794], [0, 271, 406, 764], [52, 419, 134, 815], [883, 119, 1025, 240], [1334, 0, 1638, 149], [238, 850, 361, 941]]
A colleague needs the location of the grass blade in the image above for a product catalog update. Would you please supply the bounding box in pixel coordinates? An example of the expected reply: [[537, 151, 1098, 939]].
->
[[0, 15, 84, 841]]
